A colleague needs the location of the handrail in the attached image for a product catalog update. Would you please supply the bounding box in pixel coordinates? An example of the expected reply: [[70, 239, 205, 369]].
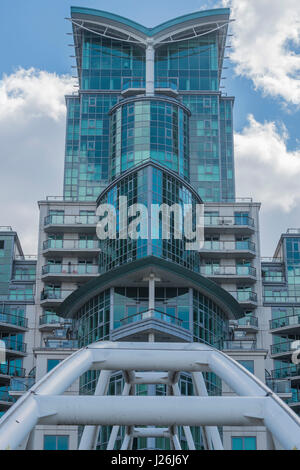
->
[[119, 308, 183, 328]]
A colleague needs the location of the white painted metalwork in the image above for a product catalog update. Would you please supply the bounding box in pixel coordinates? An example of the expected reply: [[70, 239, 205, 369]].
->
[[0, 341, 300, 450]]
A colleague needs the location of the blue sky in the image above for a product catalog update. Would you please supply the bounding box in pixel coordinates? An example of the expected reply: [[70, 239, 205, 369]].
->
[[0, 0, 300, 254]]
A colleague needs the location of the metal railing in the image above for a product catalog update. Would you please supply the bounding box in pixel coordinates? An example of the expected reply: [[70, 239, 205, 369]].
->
[[266, 378, 291, 395], [201, 266, 256, 277], [15, 255, 37, 260], [271, 364, 300, 380], [12, 274, 36, 281], [44, 214, 97, 226], [271, 340, 294, 355], [1, 339, 27, 354], [122, 78, 145, 91], [43, 239, 99, 250], [261, 257, 283, 263], [264, 294, 300, 304], [119, 309, 183, 328], [39, 314, 72, 326], [202, 240, 256, 252], [40, 289, 73, 301], [237, 316, 258, 327], [10, 377, 35, 392], [43, 339, 78, 349], [204, 215, 254, 227], [262, 274, 285, 283], [0, 312, 28, 328], [0, 387, 16, 403], [0, 363, 25, 377], [223, 340, 257, 350], [42, 264, 99, 276], [286, 390, 300, 405], [0, 226, 13, 232], [270, 314, 300, 330], [155, 78, 178, 91], [229, 291, 258, 303]]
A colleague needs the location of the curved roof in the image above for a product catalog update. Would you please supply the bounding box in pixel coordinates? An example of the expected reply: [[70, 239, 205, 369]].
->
[[58, 256, 244, 320], [70, 7, 230, 39]]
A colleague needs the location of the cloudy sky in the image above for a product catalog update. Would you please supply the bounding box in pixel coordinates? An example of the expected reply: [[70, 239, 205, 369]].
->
[[0, 0, 300, 255]]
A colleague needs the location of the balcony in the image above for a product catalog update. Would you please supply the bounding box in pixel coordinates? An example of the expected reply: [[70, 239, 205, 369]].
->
[[121, 78, 145, 97], [39, 314, 72, 332], [223, 340, 257, 351], [9, 377, 35, 396], [0, 364, 25, 386], [111, 309, 192, 343], [41, 264, 99, 282], [271, 364, 300, 385], [43, 239, 100, 256], [43, 214, 97, 233], [40, 289, 73, 307], [270, 340, 295, 360], [264, 293, 300, 305], [266, 378, 292, 398], [204, 215, 255, 234], [43, 339, 78, 349], [270, 314, 300, 335], [235, 315, 259, 333], [200, 240, 256, 258], [155, 79, 179, 97], [228, 291, 258, 309], [286, 389, 300, 409], [0, 312, 28, 332], [201, 265, 256, 283], [0, 387, 16, 409], [1, 338, 27, 357]]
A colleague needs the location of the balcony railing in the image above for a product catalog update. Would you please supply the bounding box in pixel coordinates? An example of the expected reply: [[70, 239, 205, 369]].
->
[[204, 215, 254, 227], [270, 314, 300, 330], [229, 291, 258, 303], [201, 266, 256, 277], [262, 274, 285, 283], [202, 241, 256, 252], [155, 79, 178, 92], [271, 340, 294, 355], [44, 215, 97, 226], [266, 378, 291, 395], [43, 339, 78, 349], [1, 338, 27, 354], [0, 312, 28, 328], [119, 309, 183, 328], [43, 239, 99, 250], [0, 363, 25, 377], [264, 294, 300, 304], [0, 388, 15, 403], [271, 364, 300, 380], [261, 257, 283, 263], [42, 264, 99, 276], [15, 255, 37, 261], [223, 340, 257, 350], [10, 377, 35, 392], [39, 314, 72, 326], [12, 274, 36, 281], [286, 389, 300, 405], [237, 316, 258, 327], [40, 289, 73, 301]]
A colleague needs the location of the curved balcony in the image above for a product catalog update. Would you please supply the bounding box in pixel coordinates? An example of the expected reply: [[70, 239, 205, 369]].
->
[[200, 240, 256, 258], [155, 79, 179, 97], [43, 238, 100, 256], [111, 308, 192, 343], [270, 340, 295, 360], [44, 214, 97, 233], [121, 78, 145, 97], [270, 314, 300, 335], [236, 315, 259, 333], [41, 264, 99, 282], [271, 364, 300, 385], [204, 215, 255, 234], [228, 291, 258, 309], [9, 377, 35, 396], [0, 312, 28, 332], [202, 265, 256, 283]]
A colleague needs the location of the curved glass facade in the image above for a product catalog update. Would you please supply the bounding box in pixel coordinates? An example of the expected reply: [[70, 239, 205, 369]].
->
[[98, 164, 201, 273], [109, 98, 189, 180]]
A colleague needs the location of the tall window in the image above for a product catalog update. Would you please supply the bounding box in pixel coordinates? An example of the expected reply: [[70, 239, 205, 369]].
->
[[232, 436, 256, 450], [43, 435, 69, 450]]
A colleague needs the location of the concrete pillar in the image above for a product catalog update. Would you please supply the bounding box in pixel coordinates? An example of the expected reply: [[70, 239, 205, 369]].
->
[[146, 41, 155, 95]]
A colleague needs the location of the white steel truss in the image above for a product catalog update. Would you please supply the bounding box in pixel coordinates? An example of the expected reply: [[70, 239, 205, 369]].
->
[[0, 341, 300, 450]]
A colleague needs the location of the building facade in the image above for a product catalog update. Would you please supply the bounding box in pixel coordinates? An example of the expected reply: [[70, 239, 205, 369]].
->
[[1, 6, 299, 451]]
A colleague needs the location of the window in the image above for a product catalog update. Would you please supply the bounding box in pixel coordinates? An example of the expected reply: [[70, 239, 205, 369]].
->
[[237, 360, 254, 374], [232, 436, 256, 450], [0, 241, 4, 249], [43, 435, 69, 450], [47, 359, 61, 372]]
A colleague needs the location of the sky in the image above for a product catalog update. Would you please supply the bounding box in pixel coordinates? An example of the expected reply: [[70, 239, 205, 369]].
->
[[0, 0, 300, 256]]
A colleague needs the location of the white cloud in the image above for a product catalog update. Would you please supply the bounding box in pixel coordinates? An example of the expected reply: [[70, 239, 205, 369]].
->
[[235, 114, 300, 211], [0, 68, 74, 254], [223, 0, 300, 106]]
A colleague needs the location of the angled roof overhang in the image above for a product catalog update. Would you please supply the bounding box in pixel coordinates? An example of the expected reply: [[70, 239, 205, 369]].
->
[[58, 256, 244, 320]]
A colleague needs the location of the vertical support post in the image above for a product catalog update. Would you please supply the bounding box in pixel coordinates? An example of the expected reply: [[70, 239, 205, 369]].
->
[[146, 41, 155, 95], [192, 372, 224, 450], [107, 382, 132, 450], [78, 370, 112, 450], [172, 383, 196, 450]]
